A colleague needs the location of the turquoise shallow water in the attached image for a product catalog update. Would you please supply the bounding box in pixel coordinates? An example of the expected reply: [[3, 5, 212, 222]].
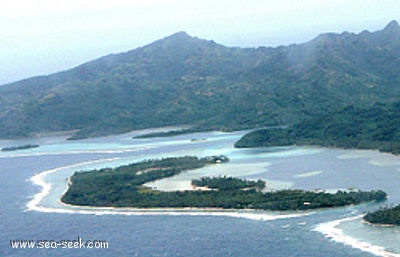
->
[[1, 129, 400, 256]]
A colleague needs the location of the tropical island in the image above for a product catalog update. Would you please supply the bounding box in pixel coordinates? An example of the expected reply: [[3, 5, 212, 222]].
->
[[133, 128, 205, 139], [61, 156, 387, 211], [364, 205, 400, 226], [192, 176, 266, 191], [1, 144, 39, 152], [234, 102, 400, 224]]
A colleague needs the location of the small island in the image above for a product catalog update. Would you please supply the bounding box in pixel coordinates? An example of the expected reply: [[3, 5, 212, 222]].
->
[[1, 144, 39, 152], [133, 128, 203, 139], [364, 205, 400, 226], [234, 102, 400, 223], [192, 176, 266, 191], [61, 156, 387, 211]]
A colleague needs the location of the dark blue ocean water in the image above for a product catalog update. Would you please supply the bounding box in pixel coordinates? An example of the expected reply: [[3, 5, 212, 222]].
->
[[1, 130, 399, 257]]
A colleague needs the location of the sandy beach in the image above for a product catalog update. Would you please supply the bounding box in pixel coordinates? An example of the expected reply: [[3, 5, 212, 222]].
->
[[27, 158, 313, 223], [314, 216, 400, 257], [22, 136, 400, 257]]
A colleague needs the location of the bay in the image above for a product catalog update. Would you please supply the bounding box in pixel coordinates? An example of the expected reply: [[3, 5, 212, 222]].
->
[[1, 129, 400, 256]]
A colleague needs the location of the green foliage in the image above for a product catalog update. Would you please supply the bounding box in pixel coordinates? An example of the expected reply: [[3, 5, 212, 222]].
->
[[62, 156, 225, 206], [62, 156, 386, 211], [364, 204, 400, 225], [235, 101, 400, 154], [191, 176, 266, 191], [132, 128, 206, 139], [1, 144, 39, 152], [1, 23, 400, 139]]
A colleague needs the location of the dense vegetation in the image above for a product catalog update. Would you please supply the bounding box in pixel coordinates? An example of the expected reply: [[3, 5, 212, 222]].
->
[[364, 205, 400, 225], [235, 102, 400, 154], [235, 100, 400, 224], [192, 176, 265, 191], [62, 156, 227, 206], [1, 144, 39, 151], [62, 156, 387, 210], [1, 22, 400, 139], [133, 128, 205, 139]]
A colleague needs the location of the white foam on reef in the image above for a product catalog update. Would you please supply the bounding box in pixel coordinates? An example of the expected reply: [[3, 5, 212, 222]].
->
[[31, 202, 313, 221], [0, 146, 155, 158], [314, 216, 400, 257], [26, 158, 312, 222], [26, 158, 123, 212]]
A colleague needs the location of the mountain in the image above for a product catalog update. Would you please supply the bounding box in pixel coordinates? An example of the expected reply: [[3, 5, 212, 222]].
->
[[1, 22, 400, 139], [234, 101, 400, 154]]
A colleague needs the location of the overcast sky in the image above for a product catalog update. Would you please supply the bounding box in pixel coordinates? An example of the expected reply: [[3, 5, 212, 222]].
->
[[1, 0, 399, 85]]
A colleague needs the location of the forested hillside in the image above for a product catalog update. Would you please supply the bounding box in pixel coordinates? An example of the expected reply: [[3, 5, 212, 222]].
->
[[1, 21, 400, 139], [235, 101, 400, 154]]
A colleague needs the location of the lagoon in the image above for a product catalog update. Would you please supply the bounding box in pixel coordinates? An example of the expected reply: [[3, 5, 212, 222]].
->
[[1, 129, 400, 256]]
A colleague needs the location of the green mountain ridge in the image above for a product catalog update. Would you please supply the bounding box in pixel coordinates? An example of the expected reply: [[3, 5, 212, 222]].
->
[[1, 21, 400, 139]]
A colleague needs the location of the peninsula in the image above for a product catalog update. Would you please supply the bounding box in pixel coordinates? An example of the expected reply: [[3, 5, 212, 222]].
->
[[235, 102, 400, 224], [61, 156, 386, 211], [235, 103, 400, 155]]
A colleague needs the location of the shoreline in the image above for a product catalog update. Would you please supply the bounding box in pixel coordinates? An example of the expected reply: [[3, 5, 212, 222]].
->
[[27, 157, 314, 221], [26, 157, 124, 212], [314, 216, 400, 257], [23, 142, 400, 257], [361, 218, 397, 227], [0, 146, 156, 159]]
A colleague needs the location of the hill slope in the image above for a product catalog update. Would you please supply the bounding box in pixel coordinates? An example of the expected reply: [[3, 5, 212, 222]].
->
[[1, 21, 400, 139], [235, 101, 400, 154]]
